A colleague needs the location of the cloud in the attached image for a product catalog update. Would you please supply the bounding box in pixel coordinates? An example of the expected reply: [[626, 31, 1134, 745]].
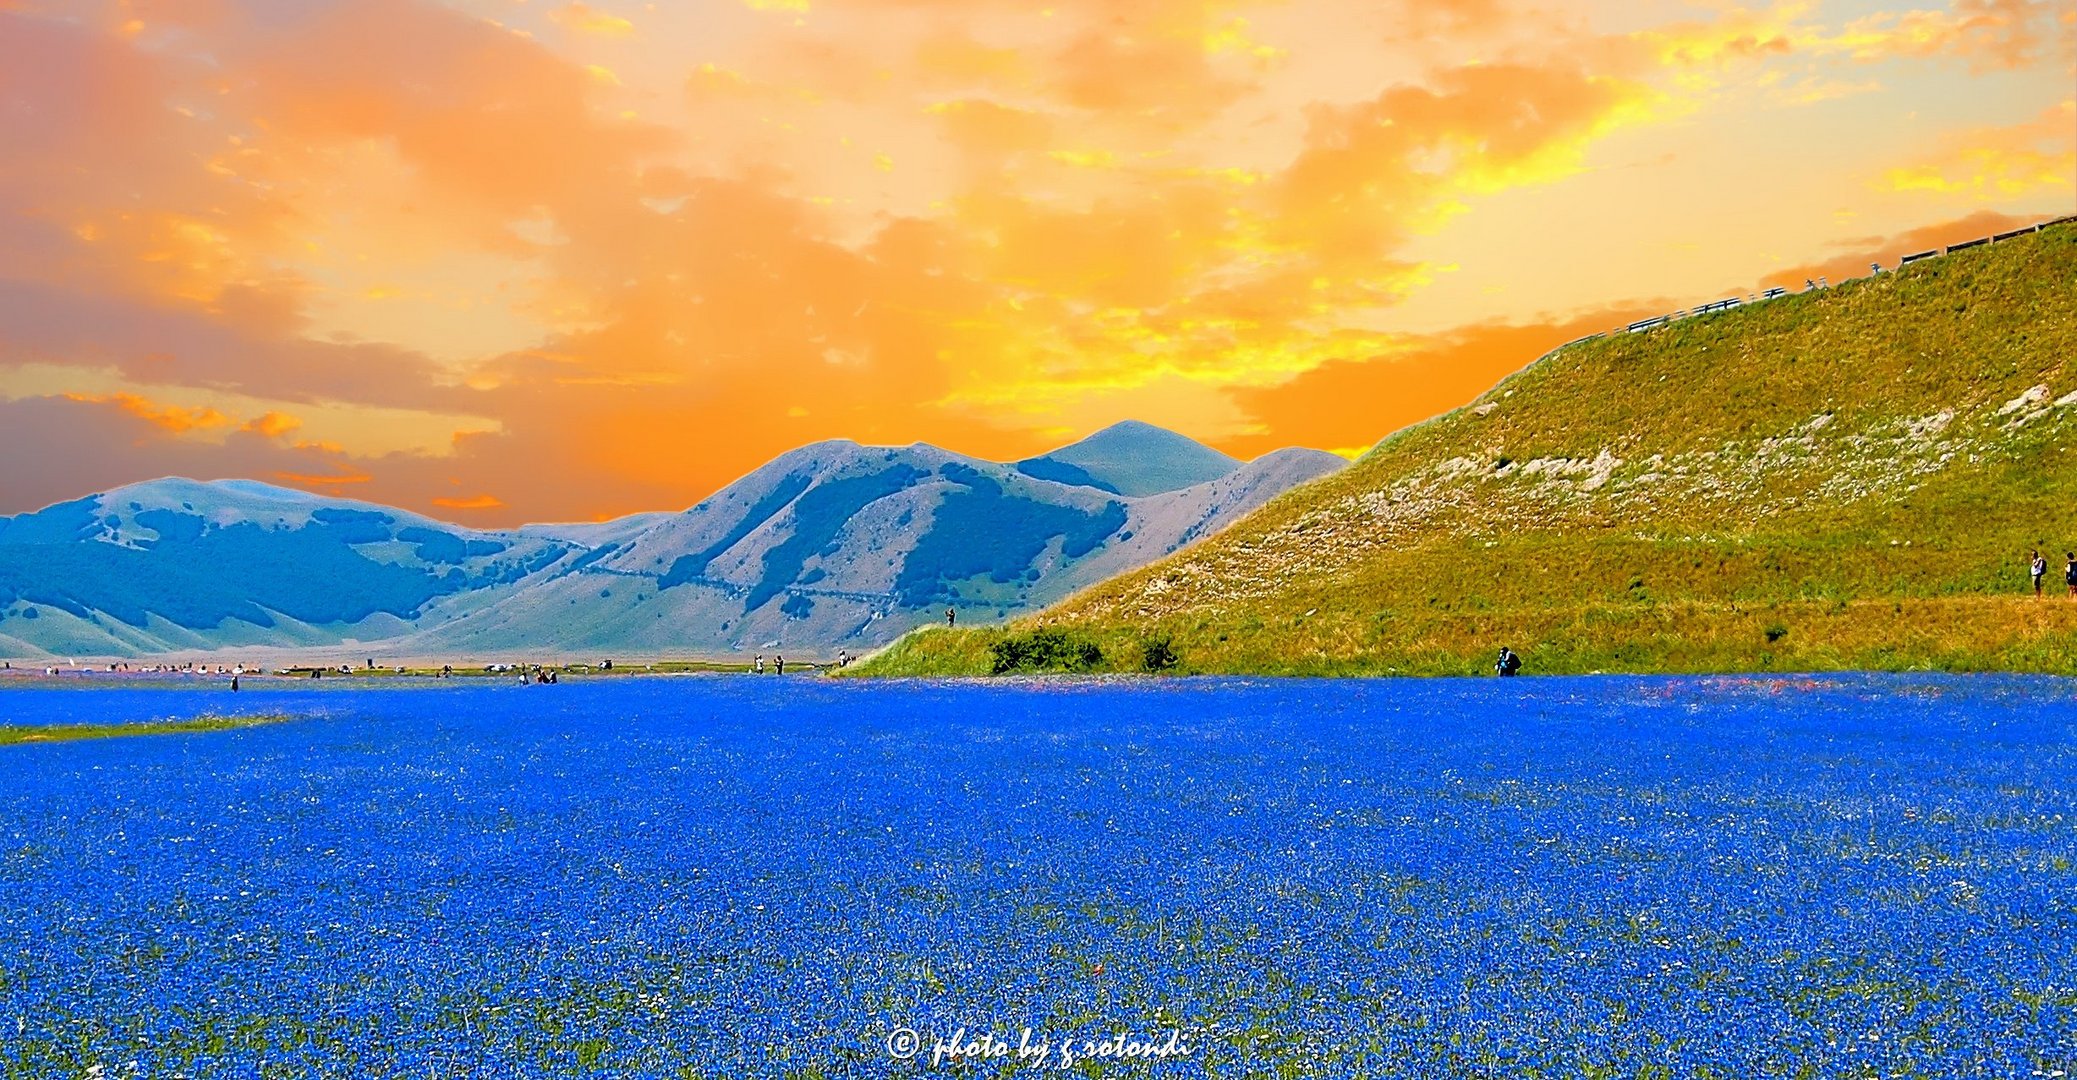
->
[[1759, 208, 2044, 290], [1827, 0, 2073, 71], [1, 0, 2071, 525], [0, 395, 364, 514], [432, 494, 505, 510], [549, 2, 635, 37], [1219, 305, 1667, 458], [243, 411, 303, 439], [1273, 59, 1656, 265], [65, 392, 232, 435], [1881, 100, 2077, 197]]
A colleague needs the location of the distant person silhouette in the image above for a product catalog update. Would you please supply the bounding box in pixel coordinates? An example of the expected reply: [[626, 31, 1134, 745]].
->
[[2031, 550, 2048, 597], [776, 655, 785, 676], [946, 608, 956, 627], [754, 654, 764, 674], [231, 675, 239, 692], [1495, 647, 1522, 677], [2066, 552, 2076, 598]]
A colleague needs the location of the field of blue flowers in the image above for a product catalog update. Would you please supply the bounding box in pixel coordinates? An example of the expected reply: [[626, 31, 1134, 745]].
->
[[0, 674, 2071, 1078]]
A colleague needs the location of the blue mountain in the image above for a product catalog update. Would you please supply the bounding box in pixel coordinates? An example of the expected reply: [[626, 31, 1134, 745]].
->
[[0, 426, 1343, 660], [1015, 419, 1242, 497]]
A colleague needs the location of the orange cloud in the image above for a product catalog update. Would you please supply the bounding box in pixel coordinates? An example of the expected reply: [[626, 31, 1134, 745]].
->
[[1882, 100, 2077, 197], [2, 0, 2072, 526], [1828, 0, 2072, 71], [242, 411, 303, 439], [64, 392, 231, 435], [1275, 60, 1655, 265], [1760, 209, 2042, 291], [432, 494, 506, 510], [1221, 305, 1668, 459], [549, 2, 635, 37]]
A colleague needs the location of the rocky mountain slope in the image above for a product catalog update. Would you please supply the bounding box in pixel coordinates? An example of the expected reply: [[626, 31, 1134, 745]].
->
[[860, 219, 2077, 677], [0, 427, 1342, 659]]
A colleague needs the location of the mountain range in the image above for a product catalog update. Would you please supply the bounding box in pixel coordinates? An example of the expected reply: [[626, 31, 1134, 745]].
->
[[0, 423, 1342, 659]]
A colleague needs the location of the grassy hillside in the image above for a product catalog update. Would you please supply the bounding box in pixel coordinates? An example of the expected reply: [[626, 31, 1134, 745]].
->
[[859, 221, 2077, 677]]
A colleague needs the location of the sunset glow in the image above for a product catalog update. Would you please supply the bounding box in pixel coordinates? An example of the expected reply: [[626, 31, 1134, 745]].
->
[[1, 0, 2070, 523]]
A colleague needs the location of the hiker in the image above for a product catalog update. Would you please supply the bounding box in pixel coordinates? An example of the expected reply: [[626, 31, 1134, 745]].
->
[[2066, 552, 2076, 598], [754, 654, 764, 674], [2031, 550, 2048, 597], [838, 649, 848, 668], [231, 675, 239, 692], [1495, 646, 1522, 677], [776, 655, 785, 676], [946, 608, 956, 627]]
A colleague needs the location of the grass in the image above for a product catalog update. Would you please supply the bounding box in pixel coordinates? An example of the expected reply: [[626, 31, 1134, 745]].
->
[[0, 714, 298, 746], [857, 221, 2077, 677]]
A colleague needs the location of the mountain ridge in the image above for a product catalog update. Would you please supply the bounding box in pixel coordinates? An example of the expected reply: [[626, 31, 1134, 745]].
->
[[0, 424, 1343, 659]]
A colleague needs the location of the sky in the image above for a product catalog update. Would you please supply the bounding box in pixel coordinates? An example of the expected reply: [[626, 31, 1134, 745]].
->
[[0, 0, 2071, 524]]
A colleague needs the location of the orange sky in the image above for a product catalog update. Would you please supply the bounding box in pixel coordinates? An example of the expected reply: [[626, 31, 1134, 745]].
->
[[0, 0, 2071, 523]]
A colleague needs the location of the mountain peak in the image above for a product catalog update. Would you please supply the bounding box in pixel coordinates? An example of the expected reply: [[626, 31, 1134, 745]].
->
[[102, 476, 320, 506], [1017, 421, 1240, 497]]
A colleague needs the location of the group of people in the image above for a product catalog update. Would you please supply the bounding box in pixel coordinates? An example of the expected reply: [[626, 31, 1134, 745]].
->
[[2027, 550, 2077, 598], [750, 650, 854, 674]]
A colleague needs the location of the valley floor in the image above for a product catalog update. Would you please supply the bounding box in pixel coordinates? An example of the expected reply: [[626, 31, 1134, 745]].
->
[[2, 676, 2069, 1076]]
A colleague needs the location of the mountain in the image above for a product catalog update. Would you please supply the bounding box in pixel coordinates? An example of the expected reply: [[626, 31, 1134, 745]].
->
[[0, 478, 579, 658], [859, 218, 2077, 677], [0, 426, 1342, 660], [390, 438, 1342, 657], [1016, 419, 1242, 497]]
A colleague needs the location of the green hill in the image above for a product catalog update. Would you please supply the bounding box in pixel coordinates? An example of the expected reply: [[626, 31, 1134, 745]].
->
[[859, 220, 2077, 677]]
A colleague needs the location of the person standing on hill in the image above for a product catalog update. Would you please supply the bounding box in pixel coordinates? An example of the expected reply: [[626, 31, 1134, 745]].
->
[[946, 608, 957, 627], [2066, 552, 2076, 598], [1495, 647, 1522, 677], [2030, 550, 2048, 597]]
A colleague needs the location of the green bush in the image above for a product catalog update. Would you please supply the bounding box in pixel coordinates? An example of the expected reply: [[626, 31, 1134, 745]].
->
[[989, 628, 1104, 674], [1140, 634, 1180, 672]]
